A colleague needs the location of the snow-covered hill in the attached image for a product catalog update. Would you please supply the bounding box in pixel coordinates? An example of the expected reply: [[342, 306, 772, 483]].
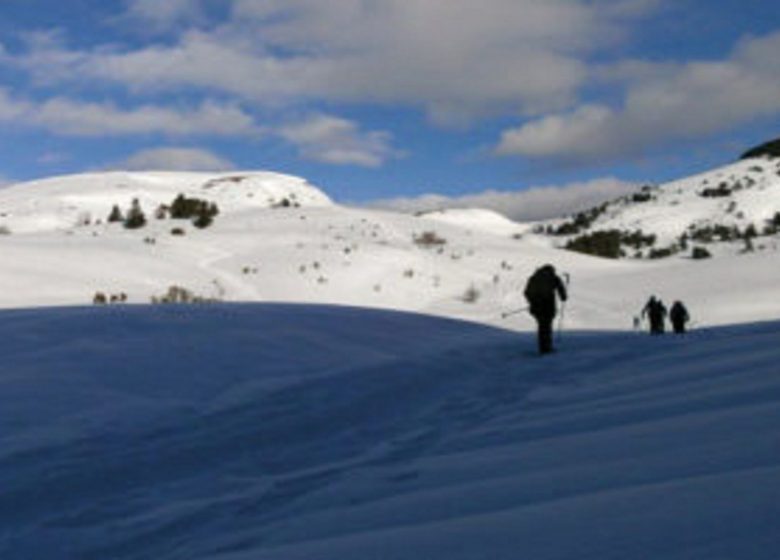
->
[[540, 156, 780, 259], [2, 166, 780, 331], [1, 304, 778, 559], [419, 208, 530, 237], [0, 171, 332, 234]]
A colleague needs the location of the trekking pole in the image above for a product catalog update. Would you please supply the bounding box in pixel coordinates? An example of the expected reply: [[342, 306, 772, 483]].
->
[[557, 272, 570, 343], [501, 307, 528, 319], [557, 301, 566, 343]]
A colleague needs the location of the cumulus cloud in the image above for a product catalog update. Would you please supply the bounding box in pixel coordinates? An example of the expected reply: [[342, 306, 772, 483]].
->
[[113, 147, 236, 171], [370, 178, 638, 221], [278, 114, 400, 167], [1, 0, 655, 124], [496, 31, 780, 162], [0, 88, 260, 137]]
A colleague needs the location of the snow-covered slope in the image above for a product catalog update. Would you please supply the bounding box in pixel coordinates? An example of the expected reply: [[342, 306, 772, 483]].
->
[[0, 171, 332, 233], [419, 208, 529, 237], [1, 304, 778, 559], [1, 167, 780, 331], [541, 156, 780, 258]]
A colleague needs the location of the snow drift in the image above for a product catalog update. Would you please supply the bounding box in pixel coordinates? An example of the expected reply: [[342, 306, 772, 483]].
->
[[0, 304, 778, 559]]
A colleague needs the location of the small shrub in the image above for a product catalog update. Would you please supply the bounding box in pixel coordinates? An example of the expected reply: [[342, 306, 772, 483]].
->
[[692, 246, 712, 260], [699, 183, 732, 198], [648, 245, 678, 259], [461, 284, 480, 303], [272, 197, 292, 208], [151, 285, 217, 304], [171, 227, 186, 236], [565, 230, 623, 259], [192, 211, 213, 229], [0, 225, 10, 235], [413, 231, 447, 248]]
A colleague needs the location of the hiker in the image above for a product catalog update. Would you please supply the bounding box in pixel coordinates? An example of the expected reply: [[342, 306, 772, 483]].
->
[[524, 264, 568, 355], [641, 296, 667, 335], [669, 301, 690, 334]]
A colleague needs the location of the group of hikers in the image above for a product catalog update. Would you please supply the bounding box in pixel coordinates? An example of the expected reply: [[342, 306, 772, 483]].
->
[[640, 296, 690, 335], [522, 264, 692, 355]]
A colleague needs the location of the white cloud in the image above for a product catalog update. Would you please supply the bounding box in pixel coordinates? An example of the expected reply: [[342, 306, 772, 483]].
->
[[113, 147, 236, 171], [2, 0, 656, 124], [370, 178, 638, 221], [496, 105, 614, 159], [35, 99, 259, 137], [496, 31, 780, 162], [0, 88, 261, 137], [278, 114, 400, 167]]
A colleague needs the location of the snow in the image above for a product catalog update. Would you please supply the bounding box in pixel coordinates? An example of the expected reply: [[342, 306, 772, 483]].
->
[[0, 305, 778, 559], [2, 170, 780, 329], [0, 171, 331, 233], [419, 208, 529, 237], [1, 167, 780, 558], [544, 157, 780, 255]]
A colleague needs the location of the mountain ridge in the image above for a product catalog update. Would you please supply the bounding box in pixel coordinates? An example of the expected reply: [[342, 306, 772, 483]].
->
[[537, 156, 780, 260]]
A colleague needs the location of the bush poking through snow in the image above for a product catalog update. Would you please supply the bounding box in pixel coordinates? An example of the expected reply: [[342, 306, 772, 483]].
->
[[461, 284, 480, 303], [151, 285, 218, 304], [413, 231, 447, 248], [93, 291, 127, 304], [692, 246, 712, 260], [170, 194, 218, 221]]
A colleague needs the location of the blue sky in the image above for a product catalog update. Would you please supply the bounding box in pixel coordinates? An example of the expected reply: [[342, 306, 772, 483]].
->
[[0, 0, 778, 219]]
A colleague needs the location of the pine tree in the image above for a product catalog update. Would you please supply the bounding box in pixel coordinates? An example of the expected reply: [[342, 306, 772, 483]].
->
[[107, 204, 124, 223], [124, 198, 147, 229]]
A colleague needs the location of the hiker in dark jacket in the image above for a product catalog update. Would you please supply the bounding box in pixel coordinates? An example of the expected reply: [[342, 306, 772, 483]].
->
[[524, 264, 567, 354], [669, 301, 690, 334], [641, 296, 667, 335]]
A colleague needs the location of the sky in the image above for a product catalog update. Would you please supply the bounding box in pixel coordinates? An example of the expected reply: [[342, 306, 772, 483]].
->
[[0, 0, 779, 219]]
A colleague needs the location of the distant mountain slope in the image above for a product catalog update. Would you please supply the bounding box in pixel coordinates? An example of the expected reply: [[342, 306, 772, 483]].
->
[[538, 156, 780, 260], [419, 208, 528, 237], [0, 171, 332, 233]]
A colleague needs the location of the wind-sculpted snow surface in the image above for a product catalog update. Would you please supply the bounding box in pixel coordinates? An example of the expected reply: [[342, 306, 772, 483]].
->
[[0, 305, 778, 559]]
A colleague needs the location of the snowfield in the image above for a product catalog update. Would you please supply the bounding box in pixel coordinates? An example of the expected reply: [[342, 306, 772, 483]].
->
[[0, 305, 778, 559], [1, 167, 780, 558], [2, 169, 780, 329]]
